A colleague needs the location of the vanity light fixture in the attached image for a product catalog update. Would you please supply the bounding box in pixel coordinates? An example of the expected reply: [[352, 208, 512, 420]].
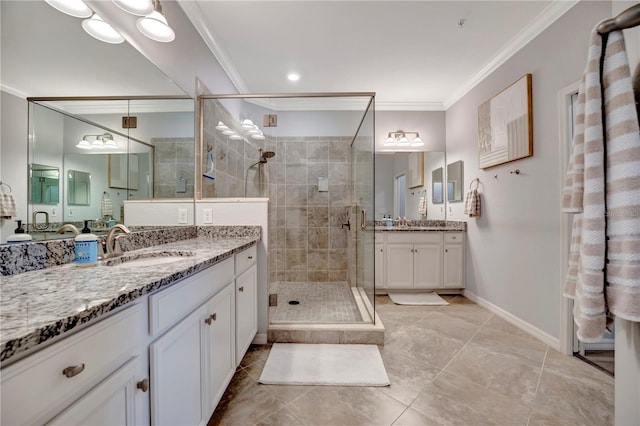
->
[[384, 130, 423, 148], [136, 0, 175, 43], [44, 0, 93, 18], [112, 0, 153, 16], [82, 13, 125, 44], [215, 121, 229, 131], [76, 133, 117, 150], [241, 119, 255, 129]]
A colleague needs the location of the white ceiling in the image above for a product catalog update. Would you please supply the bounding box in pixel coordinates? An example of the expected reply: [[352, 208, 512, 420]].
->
[[180, 1, 576, 110], [0, 0, 185, 98]]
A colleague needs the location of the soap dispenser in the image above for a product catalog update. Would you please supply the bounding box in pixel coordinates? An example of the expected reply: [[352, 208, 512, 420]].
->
[[75, 220, 98, 267], [7, 220, 32, 243]]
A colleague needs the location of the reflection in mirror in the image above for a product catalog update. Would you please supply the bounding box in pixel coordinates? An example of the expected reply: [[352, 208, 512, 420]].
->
[[375, 151, 446, 220], [30, 164, 59, 204], [67, 170, 90, 205], [447, 160, 464, 202], [432, 167, 443, 204]]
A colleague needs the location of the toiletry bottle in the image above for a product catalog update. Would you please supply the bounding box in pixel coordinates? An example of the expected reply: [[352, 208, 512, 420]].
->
[[385, 215, 392, 228], [75, 220, 98, 267], [7, 220, 32, 243]]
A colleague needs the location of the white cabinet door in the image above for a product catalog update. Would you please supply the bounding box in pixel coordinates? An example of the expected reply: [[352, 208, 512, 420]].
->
[[375, 243, 386, 288], [386, 244, 413, 288], [203, 285, 236, 415], [235, 265, 257, 366], [443, 244, 465, 288], [47, 357, 141, 426], [413, 244, 442, 289], [150, 302, 209, 426]]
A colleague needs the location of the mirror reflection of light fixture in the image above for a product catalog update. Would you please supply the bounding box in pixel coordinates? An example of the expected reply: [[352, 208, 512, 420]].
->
[[241, 119, 255, 129], [112, 0, 154, 16], [44, 0, 93, 18], [82, 13, 125, 44], [384, 130, 424, 148], [136, 0, 175, 43], [76, 133, 117, 150]]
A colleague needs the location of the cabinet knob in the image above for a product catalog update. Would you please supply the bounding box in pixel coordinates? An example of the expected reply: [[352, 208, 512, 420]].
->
[[445, 249, 448, 252], [239, 286, 244, 292], [137, 379, 149, 392], [247, 256, 253, 260], [205, 313, 217, 325], [62, 364, 85, 378]]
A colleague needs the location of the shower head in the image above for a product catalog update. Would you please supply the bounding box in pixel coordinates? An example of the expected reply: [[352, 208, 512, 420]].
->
[[261, 151, 275, 161]]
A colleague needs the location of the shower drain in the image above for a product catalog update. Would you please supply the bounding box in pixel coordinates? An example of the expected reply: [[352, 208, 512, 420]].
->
[[288, 300, 300, 305]]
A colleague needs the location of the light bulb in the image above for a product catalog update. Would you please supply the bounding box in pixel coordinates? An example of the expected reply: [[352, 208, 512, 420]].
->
[[45, 0, 92, 18], [136, 10, 175, 42], [384, 137, 397, 146], [112, 0, 153, 16], [82, 14, 125, 44]]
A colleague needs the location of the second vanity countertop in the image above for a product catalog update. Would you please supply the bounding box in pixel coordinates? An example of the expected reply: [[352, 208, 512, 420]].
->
[[374, 226, 465, 232], [0, 235, 259, 364]]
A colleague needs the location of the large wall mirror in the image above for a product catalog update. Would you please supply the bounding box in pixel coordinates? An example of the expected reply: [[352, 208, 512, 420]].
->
[[375, 151, 446, 221], [1, 0, 195, 242]]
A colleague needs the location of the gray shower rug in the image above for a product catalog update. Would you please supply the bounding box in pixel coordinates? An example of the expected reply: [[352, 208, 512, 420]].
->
[[259, 343, 390, 386], [388, 292, 450, 305]]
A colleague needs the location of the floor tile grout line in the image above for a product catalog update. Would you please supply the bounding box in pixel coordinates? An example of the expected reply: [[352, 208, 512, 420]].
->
[[526, 344, 550, 426], [437, 312, 494, 375]]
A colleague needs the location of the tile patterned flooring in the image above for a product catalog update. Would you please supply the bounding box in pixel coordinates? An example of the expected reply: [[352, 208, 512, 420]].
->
[[209, 295, 614, 425], [269, 282, 363, 323]]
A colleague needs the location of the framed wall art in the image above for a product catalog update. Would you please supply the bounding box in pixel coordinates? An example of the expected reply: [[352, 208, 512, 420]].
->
[[478, 73, 532, 169]]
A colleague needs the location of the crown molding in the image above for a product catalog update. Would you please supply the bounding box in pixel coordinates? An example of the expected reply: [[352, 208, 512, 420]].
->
[[177, 0, 247, 94], [443, 0, 579, 110], [0, 84, 28, 99], [40, 100, 194, 114], [375, 101, 444, 111]]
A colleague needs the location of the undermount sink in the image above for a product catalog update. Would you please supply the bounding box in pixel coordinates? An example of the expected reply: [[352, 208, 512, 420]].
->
[[103, 250, 195, 267]]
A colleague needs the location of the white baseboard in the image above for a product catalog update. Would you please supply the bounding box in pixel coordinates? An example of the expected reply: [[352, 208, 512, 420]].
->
[[252, 333, 268, 345], [463, 290, 560, 351]]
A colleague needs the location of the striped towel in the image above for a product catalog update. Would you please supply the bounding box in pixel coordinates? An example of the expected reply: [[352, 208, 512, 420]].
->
[[463, 189, 481, 218], [418, 196, 427, 216], [0, 193, 16, 219], [562, 28, 640, 342]]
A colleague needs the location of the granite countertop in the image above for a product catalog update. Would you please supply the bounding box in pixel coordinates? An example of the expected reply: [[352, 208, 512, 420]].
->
[[0, 235, 258, 364], [374, 226, 465, 232]]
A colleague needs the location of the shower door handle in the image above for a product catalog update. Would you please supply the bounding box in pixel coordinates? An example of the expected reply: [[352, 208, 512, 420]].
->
[[361, 209, 366, 230]]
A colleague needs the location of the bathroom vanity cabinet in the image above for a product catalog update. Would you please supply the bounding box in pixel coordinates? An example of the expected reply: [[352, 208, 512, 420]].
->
[[0, 243, 258, 426], [376, 231, 465, 291]]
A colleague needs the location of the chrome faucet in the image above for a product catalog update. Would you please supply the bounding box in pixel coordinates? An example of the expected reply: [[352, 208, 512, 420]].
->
[[103, 224, 131, 258]]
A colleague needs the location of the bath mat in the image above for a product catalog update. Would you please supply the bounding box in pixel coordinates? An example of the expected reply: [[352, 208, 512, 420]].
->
[[259, 343, 390, 386], [388, 292, 449, 306]]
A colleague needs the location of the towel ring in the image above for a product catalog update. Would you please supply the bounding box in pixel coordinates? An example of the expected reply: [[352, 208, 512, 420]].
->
[[0, 181, 12, 193], [469, 178, 480, 190]]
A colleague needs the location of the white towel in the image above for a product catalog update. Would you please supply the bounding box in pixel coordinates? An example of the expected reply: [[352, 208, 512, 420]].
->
[[563, 28, 640, 341], [0, 192, 16, 219], [463, 190, 481, 218], [418, 196, 427, 216]]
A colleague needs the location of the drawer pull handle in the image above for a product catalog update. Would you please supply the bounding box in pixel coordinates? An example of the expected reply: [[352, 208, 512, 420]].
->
[[205, 313, 218, 325], [239, 286, 244, 292], [62, 364, 85, 378], [137, 379, 149, 392], [247, 256, 253, 259]]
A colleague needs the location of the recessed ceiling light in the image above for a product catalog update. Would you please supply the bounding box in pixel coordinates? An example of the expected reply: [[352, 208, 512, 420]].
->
[[287, 73, 300, 82]]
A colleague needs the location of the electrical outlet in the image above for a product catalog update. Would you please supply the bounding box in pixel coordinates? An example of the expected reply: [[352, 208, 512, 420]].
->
[[178, 208, 188, 224], [203, 208, 213, 224]]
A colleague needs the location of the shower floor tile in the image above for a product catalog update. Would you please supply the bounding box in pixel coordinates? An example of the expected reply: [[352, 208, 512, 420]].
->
[[270, 282, 363, 323]]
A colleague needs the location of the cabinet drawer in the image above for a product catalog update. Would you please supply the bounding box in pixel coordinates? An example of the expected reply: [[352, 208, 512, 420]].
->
[[149, 258, 234, 336], [387, 232, 442, 244], [235, 245, 257, 275], [1, 304, 142, 426], [444, 233, 465, 244]]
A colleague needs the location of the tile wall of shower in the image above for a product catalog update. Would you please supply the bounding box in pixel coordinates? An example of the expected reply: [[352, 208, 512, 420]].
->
[[153, 137, 195, 198], [268, 136, 356, 285]]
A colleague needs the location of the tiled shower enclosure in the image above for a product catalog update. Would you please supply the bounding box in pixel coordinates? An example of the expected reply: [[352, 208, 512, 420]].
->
[[200, 94, 375, 325]]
